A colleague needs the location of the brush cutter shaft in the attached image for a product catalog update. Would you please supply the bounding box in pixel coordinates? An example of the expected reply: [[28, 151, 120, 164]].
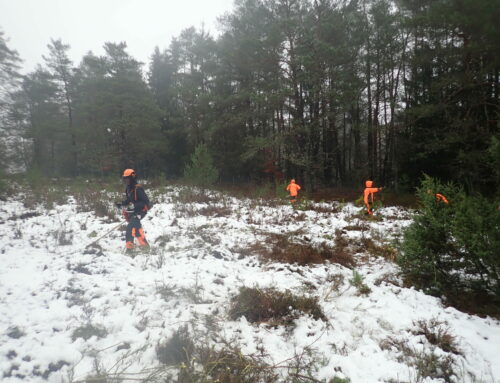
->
[[84, 221, 124, 248]]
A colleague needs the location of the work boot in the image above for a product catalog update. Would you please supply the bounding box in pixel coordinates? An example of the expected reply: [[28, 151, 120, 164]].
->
[[125, 241, 134, 255]]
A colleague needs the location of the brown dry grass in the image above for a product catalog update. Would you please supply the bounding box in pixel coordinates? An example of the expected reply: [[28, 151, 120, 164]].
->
[[241, 231, 354, 268], [176, 188, 218, 204], [413, 319, 461, 355], [229, 287, 326, 325], [302, 202, 341, 214], [380, 335, 456, 383], [355, 237, 397, 261], [156, 326, 280, 383], [343, 223, 369, 231]]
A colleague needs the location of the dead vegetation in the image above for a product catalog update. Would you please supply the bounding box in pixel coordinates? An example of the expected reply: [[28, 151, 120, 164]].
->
[[380, 319, 461, 383], [412, 319, 461, 355], [239, 230, 354, 268], [343, 223, 369, 231], [294, 200, 341, 214], [74, 190, 118, 222], [155, 326, 281, 383], [355, 237, 397, 261], [172, 202, 231, 219], [6, 212, 41, 221], [176, 188, 219, 204], [381, 335, 456, 383], [228, 286, 326, 325]]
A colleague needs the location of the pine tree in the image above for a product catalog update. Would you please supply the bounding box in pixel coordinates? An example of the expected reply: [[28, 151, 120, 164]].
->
[[183, 143, 219, 188], [43, 39, 77, 175], [0, 30, 22, 172], [74, 43, 163, 176]]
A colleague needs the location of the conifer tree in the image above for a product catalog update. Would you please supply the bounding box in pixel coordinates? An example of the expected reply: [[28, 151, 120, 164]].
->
[[184, 143, 219, 188]]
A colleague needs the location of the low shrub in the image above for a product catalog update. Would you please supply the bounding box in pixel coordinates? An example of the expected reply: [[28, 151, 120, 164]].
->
[[156, 327, 279, 383], [349, 270, 371, 295], [228, 286, 326, 325], [413, 319, 461, 355], [189, 345, 279, 383], [357, 237, 397, 261], [381, 335, 457, 383], [74, 190, 118, 221], [249, 231, 354, 267], [176, 187, 217, 204]]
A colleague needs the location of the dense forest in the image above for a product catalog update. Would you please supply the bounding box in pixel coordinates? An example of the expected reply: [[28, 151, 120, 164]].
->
[[0, 0, 499, 193]]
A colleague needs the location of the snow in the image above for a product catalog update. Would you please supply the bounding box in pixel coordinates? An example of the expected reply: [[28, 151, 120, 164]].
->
[[0, 187, 499, 383]]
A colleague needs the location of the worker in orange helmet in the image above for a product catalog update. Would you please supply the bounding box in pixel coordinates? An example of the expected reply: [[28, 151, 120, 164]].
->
[[115, 169, 151, 254], [286, 179, 301, 206], [363, 180, 383, 215]]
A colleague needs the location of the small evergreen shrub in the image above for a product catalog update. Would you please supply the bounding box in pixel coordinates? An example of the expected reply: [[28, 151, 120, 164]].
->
[[399, 176, 500, 308], [349, 270, 371, 295], [183, 144, 219, 188]]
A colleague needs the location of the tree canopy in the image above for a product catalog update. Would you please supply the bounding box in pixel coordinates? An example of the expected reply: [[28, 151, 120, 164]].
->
[[1, 0, 498, 193]]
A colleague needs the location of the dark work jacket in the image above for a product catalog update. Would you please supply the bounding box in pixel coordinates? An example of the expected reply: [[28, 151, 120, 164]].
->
[[122, 181, 150, 215]]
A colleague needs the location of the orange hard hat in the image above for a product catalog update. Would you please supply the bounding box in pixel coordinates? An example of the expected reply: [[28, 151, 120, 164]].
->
[[122, 169, 136, 178]]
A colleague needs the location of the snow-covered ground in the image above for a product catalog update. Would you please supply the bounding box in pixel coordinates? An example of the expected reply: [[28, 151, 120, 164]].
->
[[0, 187, 499, 383]]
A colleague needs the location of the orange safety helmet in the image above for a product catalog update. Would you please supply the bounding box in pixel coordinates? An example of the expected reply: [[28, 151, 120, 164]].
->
[[122, 169, 136, 178]]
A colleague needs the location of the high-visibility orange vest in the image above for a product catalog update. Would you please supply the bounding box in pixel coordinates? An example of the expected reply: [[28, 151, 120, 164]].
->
[[286, 180, 301, 197], [364, 180, 382, 205], [435, 193, 449, 204], [363, 180, 382, 215]]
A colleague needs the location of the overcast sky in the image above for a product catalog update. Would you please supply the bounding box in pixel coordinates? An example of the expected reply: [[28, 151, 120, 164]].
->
[[0, 0, 234, 73]]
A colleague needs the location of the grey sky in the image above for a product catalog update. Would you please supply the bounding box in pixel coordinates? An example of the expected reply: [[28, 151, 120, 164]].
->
[[0, 0, 234, 73]]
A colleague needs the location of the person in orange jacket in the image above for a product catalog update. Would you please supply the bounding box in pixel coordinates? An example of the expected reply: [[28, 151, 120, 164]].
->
[[286, 179, 301, 205], [364, 180, 383, 215], [115, 169, 151, 254], [435, 193, 449, 204], [427, 190, 449, 204]]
